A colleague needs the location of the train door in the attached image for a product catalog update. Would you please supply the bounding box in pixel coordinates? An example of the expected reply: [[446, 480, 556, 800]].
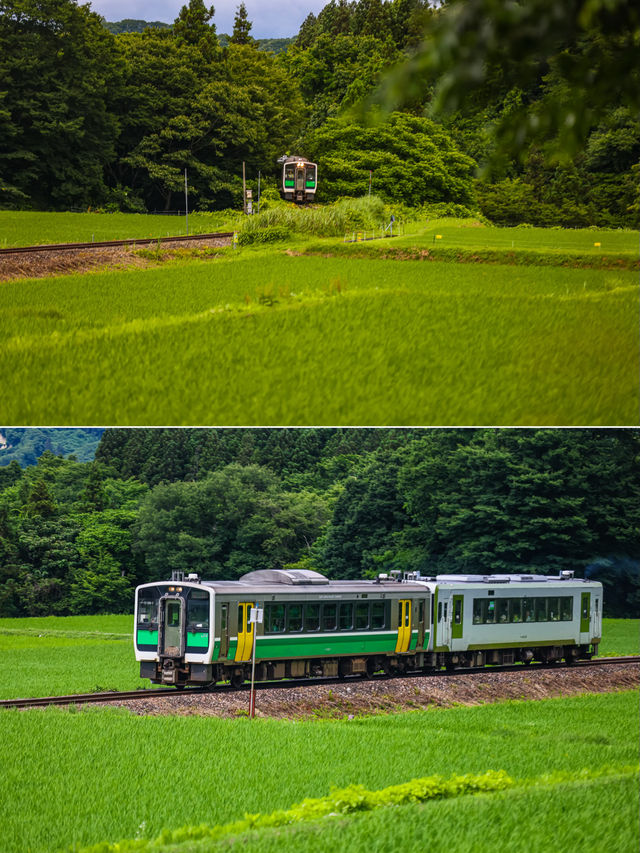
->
[[219, 602, 230, 658], [451, 594, 464, 642], [395, 599, 412, 653], [579, 592, 591, 643], [235, 601, 255, 662], [160, 596, 184, 657], [437, 593, 452, 649]]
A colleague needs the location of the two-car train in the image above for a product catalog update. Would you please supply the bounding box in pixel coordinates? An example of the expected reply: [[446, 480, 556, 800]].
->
[[134, 569, 602, 688]]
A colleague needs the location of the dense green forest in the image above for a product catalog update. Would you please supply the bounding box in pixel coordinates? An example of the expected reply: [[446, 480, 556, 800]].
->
[[0, 429, 638, 618], [0, 0, 637, 224]]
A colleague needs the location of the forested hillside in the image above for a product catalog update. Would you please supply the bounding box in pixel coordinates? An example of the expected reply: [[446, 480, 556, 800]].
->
[[0, 429, 104, 467], [1, 0, 637, 225], [1, 429, 637, 618]]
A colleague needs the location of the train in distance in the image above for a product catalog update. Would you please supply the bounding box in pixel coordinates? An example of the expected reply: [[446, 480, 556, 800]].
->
[[278, 155, 317, 204], [134, 569, 603, 689]]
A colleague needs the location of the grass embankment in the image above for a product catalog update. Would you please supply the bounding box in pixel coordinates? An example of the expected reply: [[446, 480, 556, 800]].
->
[[1, 253, 637, 424], [0, 614, 635, 701], [0, 210, 238, 247], [0, 691, 636, 852]]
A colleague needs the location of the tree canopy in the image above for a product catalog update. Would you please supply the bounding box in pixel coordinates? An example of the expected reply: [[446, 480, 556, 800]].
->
[[1, 429, 638, 618]]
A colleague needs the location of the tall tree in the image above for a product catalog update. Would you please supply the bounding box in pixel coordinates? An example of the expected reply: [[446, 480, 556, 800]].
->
[[230, 2, 253, 45]]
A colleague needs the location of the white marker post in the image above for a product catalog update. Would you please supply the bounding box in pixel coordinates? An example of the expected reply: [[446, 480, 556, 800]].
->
[[249, 606, 263, 718]]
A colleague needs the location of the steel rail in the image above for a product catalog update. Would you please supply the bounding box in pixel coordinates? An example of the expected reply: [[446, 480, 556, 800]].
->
[[1, 655, 637, 711], [0, 232, 235, 256]]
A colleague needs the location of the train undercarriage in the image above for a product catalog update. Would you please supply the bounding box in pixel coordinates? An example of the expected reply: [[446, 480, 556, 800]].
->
[[141, 642, 598, 689]]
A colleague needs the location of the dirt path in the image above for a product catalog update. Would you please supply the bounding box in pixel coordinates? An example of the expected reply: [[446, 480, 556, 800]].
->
[[97, 662, 638, 719]]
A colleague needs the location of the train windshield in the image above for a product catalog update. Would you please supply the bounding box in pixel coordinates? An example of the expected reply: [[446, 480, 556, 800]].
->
[[305, 165, 316, 187], [137, 587, 160, 627], [186, 589, 210, 651], [284, 164, 295, 188]]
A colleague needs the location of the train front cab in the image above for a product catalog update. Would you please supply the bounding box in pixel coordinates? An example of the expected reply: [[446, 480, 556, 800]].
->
[[135, 581, 214, 687], [281, 158, 317, 203]]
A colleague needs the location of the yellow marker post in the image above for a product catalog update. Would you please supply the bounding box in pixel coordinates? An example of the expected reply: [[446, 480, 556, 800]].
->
[[594, 242, 601, 247]]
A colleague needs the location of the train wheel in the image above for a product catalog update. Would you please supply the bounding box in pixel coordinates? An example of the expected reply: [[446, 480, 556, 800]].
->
[[364, 659, 377, 679], [230, 671, 245, 688]]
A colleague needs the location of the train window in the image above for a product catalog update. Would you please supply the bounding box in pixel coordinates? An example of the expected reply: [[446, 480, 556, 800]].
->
[[535, 598, 548, 622], [355, 602, 369, 630], [522, 598, 534, 622], [510, 598, 522, 623], [137, 589, 159, 627], [582, 598, 588, 619], [473, 599, 482, 624], [305, 165, 316, 187], [496, 599, 508, 624], [187, 597, 209, 633], [454, 599, 462, 624], [288, 603, 302, 632], [296, 168, 304, 190], [561, 597, 573, 621], [284, 164, 295, 188], [221, 604, 228, 631], [485, 600, 495, 624], [265, 603, 285, 633], [371, 601, 386, 630], [304, 603, 320, 632], [438, 602, 443, 622], [322, 603, 337, 631], [339, 602, 353, 630], [548, 597, 560, 621]]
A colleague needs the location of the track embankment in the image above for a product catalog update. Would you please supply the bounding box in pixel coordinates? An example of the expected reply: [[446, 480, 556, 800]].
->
[[3, 658, 634, 718], [0, 232, 233, 281]]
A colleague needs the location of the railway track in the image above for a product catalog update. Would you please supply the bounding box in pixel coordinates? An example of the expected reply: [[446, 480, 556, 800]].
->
[[1, 655, 637, 711], [0, 231, 235, 256]]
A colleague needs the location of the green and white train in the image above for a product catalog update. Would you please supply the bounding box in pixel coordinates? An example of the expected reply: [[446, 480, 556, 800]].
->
[[134, 569, 602, 687]]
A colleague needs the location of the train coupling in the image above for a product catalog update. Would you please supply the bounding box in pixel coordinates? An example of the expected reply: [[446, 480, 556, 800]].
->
[[160, 658, 181, 685]]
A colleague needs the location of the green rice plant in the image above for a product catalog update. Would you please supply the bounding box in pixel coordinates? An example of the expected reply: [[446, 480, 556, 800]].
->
[[152, 774, 637, 853], [0, 691, 636, 853], [1, 254, 637, 424], [599, 619, 640, 656]]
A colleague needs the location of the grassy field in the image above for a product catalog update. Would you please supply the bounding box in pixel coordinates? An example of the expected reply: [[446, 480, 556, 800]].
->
[[0, 210, 238, 247], [2, 250, 637, 424], [0, 615, 636, 701], [0, 690, 636, 852]]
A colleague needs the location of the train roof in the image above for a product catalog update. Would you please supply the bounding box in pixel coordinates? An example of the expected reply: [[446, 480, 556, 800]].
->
[[138, 568, 600, 596]]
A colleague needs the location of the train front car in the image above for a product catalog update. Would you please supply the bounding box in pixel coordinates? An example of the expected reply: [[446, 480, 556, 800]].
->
[[280, 155, 317, 204], [134, 574, 215, 687]]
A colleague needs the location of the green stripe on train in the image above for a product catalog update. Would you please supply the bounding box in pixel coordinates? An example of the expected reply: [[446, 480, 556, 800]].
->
[[186, 631, 209, 648], [256, 632, 398, 658], [137, 629, 158, 645]]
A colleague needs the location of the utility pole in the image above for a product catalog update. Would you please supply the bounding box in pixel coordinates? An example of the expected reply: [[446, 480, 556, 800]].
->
[[249, 605, 263, 718], [184, 168, 189, 235], [242, 161, 247, 214]]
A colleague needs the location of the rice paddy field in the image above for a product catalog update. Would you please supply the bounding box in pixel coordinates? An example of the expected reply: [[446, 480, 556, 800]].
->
[[2, 246, 638, 425], [0, 210, 238, 247], [0, 691, 637, 852]]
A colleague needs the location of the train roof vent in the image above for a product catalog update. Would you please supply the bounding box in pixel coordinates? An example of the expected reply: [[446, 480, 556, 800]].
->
[[239, 569, 329, 585]]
